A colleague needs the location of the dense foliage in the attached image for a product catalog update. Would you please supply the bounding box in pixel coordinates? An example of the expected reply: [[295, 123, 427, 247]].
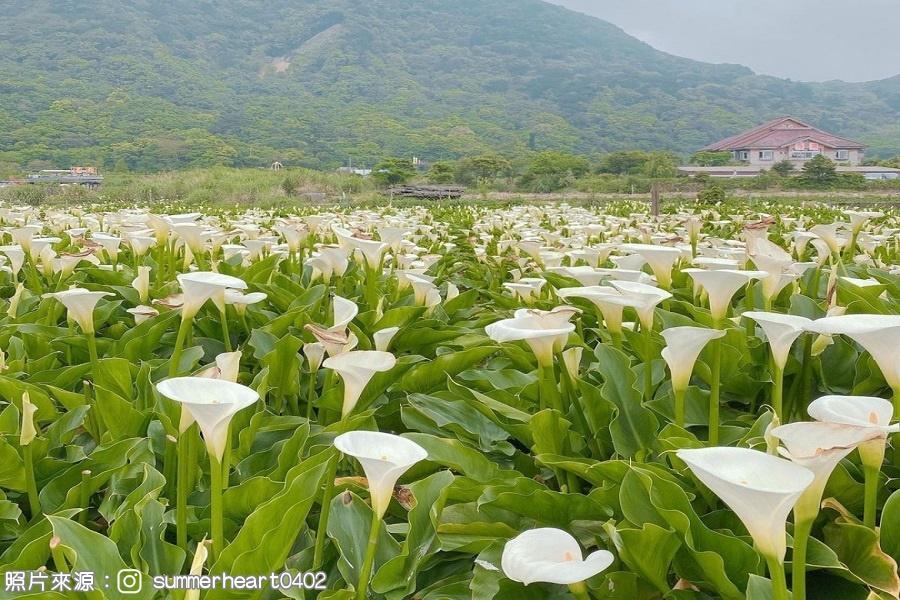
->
[[3, 0, 900, 172], [0, 198, 897, 599]]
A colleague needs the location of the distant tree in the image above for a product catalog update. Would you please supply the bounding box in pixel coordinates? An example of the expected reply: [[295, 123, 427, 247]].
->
[[372, 158, 416, 187], [771, 160, 795, 177], [427, 161, 456, 184], [457, 154, 511, 184], [642, 152, 679, 178], [520, 151, 589, 192], [799, 155, 838, 186], [113, 158, 130, 173], [281, 175, 298, 196], [597, 151, 650, 174], [690, 151, 732, 166], [697, 183, 726, 204]]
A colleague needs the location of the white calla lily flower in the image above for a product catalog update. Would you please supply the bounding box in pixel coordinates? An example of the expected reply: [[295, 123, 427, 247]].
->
[[742, 312, 811, 371], [607, 280, 672, 330], [677, 447, 813, 562], [333, 431, 427, 518], [620, 243, 681, 288], [373, 327, 401, 352], [501, 528, 614, 586], [43, 288, 113, 334], [660, 326, 725, 393], [771, 421, 880, 517], [156, 377, 259, 460], [682, 269, 766, 323], [804, 315, 900, 396], [486, 307, 578, 367], [177, 271, 248, 319], [323, 351, 396, 417], [556, 286, 626, 335]]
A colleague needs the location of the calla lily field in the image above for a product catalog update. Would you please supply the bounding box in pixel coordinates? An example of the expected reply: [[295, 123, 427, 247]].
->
[[0, 198, 898, 599]]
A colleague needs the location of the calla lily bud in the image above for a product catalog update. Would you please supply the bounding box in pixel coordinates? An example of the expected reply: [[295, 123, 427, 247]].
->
[[373, 327, 400, 352], [304, 343, 326, 372], [764, 413, 781, 455], [8, 282, 24, 318], [132, 265, 152, 304], [20, 392, 37, 446], [185, 538, 211, 600], [562, 346, 583, 380], [810, 333, 833, 357]]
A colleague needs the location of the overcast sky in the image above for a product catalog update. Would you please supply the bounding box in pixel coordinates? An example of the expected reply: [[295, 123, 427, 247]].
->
[[548, 0, 900, 82]]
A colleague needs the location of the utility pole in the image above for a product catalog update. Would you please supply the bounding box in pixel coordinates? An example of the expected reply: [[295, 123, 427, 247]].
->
[[651, 183, 661, 217]]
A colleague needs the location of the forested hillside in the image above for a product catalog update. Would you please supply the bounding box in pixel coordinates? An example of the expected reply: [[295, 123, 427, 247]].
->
[[2, 0, 899, 172]]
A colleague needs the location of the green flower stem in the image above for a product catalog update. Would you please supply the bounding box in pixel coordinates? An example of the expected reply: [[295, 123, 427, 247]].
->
[[765, 555, 790, 600], [642, 323, 654, 402], [858, 436, 887, 528], [610, 329, 622, 350], [355, 506, 382, 600], [893, 388, 900, 422], [169, 316, 193, 377], [83, 381, 103, 440], [222, 424, 232, 489], [219, 307, 232, 352], [364, 263, 380, 311], [863, 462, 879, 528], [568, 582, 592, 600], [50, 538, 69, 573], [22, 443, 40, 520], [893, 389, 900, 468], [743, 282, 755, 336], [209, 453, 224, 563], [809, 268, 821, 300], [306, 369, 318, 420], [789, 336, 813, 422], [843, 231, 859, 262], [24, 256, 43, 294], [708, 337, 722, 446], [86, 333, 99, 374], [556, 352, 600, 457], [791, 517, 814, 600], [176, 427, 192, 551], [313, 430, 345, 570], [771, 361, 784, 423], [78, 469, 91, 526], [834, 253, 847, 277], [163, 435, 177, 502], [539, 364, 564, 413], [312, 458, 339, 570], [673, 387, 687, 429]]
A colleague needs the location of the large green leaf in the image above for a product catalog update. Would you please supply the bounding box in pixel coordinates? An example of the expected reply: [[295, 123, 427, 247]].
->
[[591, 345, 659, 458]]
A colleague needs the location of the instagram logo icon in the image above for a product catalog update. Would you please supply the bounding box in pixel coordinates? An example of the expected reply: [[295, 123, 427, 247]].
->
[[116, 569, 143, 594]]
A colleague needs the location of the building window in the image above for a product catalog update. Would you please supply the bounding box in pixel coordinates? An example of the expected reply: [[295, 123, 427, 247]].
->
[[835, 150, 849, 160], [759, 150, 773, 161], [737, 151, 749, 161]]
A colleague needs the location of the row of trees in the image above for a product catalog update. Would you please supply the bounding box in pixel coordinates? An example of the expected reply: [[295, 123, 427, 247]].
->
[[371, 151, 681, 192], [369, 151, 874, 192]]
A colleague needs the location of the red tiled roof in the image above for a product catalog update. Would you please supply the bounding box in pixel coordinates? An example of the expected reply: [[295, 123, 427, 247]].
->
[[702, 117, 865, 151]]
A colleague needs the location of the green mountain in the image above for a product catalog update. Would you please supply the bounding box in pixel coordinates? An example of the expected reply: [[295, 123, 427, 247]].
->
[[2, 0, 899, 172]]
